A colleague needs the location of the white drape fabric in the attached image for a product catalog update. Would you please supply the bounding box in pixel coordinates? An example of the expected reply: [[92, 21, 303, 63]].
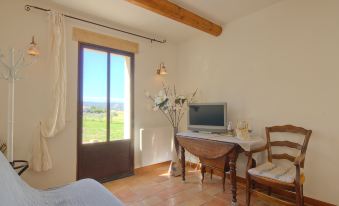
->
[[32, 11, 67, 172]]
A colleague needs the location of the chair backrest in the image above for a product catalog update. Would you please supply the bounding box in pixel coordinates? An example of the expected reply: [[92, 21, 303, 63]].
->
[[265, 125, 312, 168]]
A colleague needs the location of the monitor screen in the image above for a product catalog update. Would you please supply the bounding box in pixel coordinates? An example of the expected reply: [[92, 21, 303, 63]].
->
[[189, 104, 225, 126]]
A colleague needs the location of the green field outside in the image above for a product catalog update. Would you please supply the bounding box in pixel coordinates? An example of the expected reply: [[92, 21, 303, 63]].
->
[[82, 110, 124, 143]]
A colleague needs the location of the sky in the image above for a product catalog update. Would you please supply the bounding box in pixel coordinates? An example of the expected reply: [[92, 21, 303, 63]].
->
[[83, 48, 126, 103]]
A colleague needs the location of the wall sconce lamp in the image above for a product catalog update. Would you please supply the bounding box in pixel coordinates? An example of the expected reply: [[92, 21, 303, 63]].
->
[[27, 36, 40, 56], [156, 62, 168, 75]]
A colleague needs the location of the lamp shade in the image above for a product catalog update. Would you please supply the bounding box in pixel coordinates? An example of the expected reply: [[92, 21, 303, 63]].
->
[[27, 36, 39, 56], [156, 63, 168, 75]]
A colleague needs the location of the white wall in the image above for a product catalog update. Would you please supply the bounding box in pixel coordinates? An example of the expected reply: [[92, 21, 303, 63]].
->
[[0, 0, 175, 189], [1, 0, 339, 204], [176, 0, 339, 204], [138, 126, 173, 166]]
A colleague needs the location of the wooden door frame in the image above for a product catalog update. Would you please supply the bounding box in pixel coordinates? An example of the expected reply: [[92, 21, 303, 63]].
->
[[76, 42, 135, 181]]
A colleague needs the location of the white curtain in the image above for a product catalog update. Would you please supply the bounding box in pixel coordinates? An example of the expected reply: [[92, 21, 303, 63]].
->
[[32, 11, 67, 172]]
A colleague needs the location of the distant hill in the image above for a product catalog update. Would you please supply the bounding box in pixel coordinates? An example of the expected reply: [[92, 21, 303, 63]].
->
[[84, 102, 124, 111]]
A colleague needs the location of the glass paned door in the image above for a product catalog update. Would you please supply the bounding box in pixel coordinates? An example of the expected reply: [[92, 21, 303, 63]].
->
[[82, 48, 108, 144], [78, 43, 134, 182], [110, 54, 131, 141], [81, 50, 131, 143]]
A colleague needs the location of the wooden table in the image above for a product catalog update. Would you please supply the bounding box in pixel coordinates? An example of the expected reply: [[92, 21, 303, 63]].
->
[[176, 135, 243, 206]]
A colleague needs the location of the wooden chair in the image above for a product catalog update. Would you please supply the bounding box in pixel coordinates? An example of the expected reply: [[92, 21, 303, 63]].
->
[[245, 125, 312, 206]]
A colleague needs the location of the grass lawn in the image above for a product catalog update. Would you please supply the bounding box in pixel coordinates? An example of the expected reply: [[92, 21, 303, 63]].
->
[[82, 111, 124, 143]]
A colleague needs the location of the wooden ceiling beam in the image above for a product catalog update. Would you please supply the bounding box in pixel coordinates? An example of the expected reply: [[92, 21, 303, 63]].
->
[[126, 0, 222, 36]]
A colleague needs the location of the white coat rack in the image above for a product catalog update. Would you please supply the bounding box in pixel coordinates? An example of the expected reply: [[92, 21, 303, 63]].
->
[[0, 37, 39, 162]]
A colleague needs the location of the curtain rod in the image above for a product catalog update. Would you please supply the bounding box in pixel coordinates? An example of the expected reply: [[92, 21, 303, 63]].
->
[[24, 4, 167, 44]]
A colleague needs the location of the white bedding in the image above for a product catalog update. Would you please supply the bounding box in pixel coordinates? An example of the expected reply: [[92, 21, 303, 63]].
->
[[0, 152, 124, 206]]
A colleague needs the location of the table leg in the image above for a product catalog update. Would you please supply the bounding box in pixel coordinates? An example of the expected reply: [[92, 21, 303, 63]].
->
[[252, 158, 257, 189], [229, 149, 239, 206], [181, 146, 185, 181]]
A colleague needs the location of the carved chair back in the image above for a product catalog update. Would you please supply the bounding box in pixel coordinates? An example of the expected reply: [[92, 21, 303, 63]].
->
[[265, 125, 312, 168]]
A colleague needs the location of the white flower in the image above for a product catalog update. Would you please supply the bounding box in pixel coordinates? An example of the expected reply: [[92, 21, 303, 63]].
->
[[145, 84, 197, 128], [155, 96, 166, 105]]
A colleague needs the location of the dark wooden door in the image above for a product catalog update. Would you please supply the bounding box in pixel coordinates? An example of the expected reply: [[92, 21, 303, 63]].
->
[[77, 43, 134, 182]]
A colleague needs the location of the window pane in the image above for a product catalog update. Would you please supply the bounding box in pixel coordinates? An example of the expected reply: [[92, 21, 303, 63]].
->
[[82, 48, 108, 144], [110, 54, 130, 141]]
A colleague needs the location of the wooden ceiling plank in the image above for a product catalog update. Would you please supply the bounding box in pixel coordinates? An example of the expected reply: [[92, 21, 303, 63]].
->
[[126, 0, 222, 36]]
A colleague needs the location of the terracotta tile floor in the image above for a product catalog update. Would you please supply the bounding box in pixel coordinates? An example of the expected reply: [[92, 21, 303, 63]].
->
[[103, 163, 278, 206]]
